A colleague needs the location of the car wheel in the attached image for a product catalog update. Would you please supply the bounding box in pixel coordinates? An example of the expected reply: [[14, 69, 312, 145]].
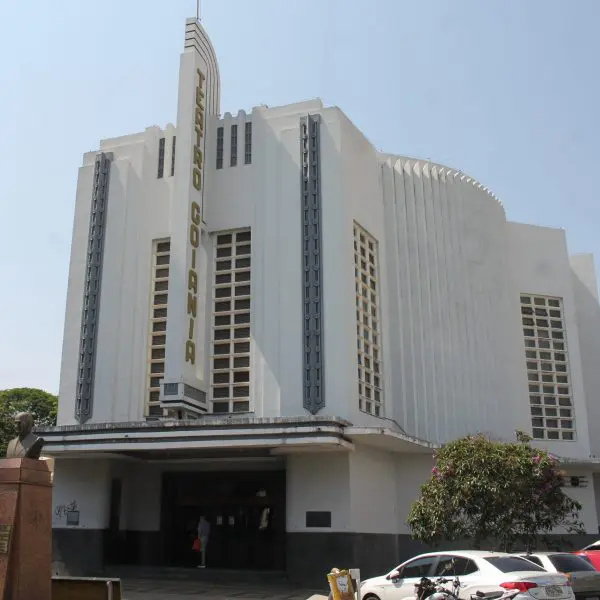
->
[[363, 594, 382, 600]]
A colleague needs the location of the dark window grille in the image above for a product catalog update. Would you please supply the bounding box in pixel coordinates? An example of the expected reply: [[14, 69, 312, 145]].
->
[[157, 137, 165, 178], [230, 125, 238, 166], [216, 127, 224, 169], [244, 122, 252, 164], [170, 136, 176, 176]]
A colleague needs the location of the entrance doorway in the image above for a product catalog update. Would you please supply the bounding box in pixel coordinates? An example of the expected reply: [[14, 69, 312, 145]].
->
[[161, 470, 286, 570]]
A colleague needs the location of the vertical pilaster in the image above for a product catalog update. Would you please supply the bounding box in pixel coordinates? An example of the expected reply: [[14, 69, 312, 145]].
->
[[162, 17, 221, 414], [75, 152, 111, 423], [300, 115, 325, 415]]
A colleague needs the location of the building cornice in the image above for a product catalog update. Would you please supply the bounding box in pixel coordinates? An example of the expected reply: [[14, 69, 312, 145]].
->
[[37, 416, 355, 457], [36, 416, 443, 458]]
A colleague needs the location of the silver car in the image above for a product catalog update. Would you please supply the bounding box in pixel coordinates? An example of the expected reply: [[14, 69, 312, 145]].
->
[[514, 553, 600, 600]]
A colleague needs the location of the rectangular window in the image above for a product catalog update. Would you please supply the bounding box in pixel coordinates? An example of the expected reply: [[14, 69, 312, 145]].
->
[[521, 294, 575, 441], [216, 126, 224, 169], [146, 239, 170, 417], [157, 137, 165, 178], [230, 124, 238, 167], [170, 136, 176, 176], [211, 230, 252, 414], [244, 122, 252, 165], [305, 511, 332, 528], [354, 224, 383, 417]]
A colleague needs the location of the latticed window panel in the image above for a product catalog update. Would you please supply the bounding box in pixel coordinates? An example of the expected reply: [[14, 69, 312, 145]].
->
[[211, 230, 252, 414], [146, 239, 170, 417], [354, 224, 383, 416], [521, 294, 575, 441]]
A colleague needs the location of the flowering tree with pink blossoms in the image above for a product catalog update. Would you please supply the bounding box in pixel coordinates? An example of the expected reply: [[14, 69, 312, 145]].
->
[[407, 432, 584, 552]]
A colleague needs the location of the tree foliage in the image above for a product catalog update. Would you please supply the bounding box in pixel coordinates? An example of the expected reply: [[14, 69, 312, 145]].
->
[[407, 432, 583, 552], [0, 388, 58, 456]]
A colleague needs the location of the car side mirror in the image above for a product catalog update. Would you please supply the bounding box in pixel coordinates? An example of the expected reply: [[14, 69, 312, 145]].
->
[[386, 571, 400, 581]]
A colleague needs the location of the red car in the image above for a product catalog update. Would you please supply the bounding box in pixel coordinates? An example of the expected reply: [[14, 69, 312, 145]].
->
[[575, 541, 600, 570]]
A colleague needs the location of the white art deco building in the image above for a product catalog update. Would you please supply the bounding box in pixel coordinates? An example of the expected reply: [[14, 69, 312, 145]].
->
[[44, 16, 600, 582]]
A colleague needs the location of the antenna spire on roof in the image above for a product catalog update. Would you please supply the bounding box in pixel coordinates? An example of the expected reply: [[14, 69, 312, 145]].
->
[[196, 0, 201, 21]]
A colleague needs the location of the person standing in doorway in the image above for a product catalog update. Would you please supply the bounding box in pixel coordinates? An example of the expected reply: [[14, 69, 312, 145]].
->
[[196, 516, 210, 568]]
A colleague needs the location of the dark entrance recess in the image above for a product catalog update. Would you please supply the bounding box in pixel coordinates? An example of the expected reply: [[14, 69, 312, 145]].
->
[[161, 470, 286, 570], [104, 478, 125, 564]]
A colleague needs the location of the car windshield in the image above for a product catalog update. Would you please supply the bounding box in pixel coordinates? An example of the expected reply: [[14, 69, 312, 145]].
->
[[484, 557, 546, 573], [549, 555, 597, 573]]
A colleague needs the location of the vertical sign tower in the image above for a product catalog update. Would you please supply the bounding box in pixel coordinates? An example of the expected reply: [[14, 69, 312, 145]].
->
[[161, 16, 221, 414]]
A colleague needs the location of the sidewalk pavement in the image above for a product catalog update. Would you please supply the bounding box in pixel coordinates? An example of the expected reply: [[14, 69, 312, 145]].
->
[[122, 578, 326, 600]]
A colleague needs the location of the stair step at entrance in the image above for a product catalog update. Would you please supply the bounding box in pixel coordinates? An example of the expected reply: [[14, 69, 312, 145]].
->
[[106, 566, 289, 583]]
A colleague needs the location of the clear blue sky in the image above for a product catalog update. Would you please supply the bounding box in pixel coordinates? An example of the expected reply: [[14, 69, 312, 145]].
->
[[1, 0, 598, 395]]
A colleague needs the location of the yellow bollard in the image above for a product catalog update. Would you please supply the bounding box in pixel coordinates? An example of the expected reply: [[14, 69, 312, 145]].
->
[[328, 568, 356, 600]]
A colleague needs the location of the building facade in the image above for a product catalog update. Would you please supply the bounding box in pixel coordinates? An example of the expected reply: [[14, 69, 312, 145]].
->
[[45, 16, 600, 583]]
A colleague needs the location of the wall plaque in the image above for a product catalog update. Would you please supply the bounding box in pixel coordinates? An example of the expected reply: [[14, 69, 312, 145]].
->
[[66, 511, 80, 526]]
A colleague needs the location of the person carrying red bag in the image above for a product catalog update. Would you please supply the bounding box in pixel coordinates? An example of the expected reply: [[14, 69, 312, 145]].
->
[[192, 516, 211, 568]]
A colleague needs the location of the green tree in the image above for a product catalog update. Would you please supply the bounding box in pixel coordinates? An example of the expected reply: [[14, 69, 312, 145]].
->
[[407, 432, 583, 552], [0, 388, 58, 455]]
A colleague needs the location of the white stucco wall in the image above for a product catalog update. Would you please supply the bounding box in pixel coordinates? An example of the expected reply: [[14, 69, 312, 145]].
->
[[380, 157, 529, 443], [319, 109, 391, 425], [559, 471, 599, 534], [286, 446, 435, 536], [58, 130, 175, 426], [286, 452, 351, 533], [57, 25, 599, 467], [594, 474, 600, 530], [349, 444, 399, 534], [570, 254, 600, 459], [52, 449, 599, 538], [52, 458, 161, 532], [507, 223, 592, 459], [201, 100, 389, 422], [58, 164, 94, 425], [395, 454, 436, 534], [52, 458, 111, 529]]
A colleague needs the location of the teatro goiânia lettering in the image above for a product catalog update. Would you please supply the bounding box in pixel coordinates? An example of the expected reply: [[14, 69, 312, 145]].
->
[[185, 68, 206, 365]]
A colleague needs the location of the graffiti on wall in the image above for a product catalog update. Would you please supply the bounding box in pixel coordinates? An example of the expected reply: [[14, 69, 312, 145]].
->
[[54, 500, 78, 522]]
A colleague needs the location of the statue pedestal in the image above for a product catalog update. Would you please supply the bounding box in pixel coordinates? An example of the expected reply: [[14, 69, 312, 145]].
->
[[0, 458, 52, 600]]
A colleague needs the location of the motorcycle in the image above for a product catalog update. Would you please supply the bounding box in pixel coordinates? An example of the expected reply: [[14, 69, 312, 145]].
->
[[413, 577, 521, 600]]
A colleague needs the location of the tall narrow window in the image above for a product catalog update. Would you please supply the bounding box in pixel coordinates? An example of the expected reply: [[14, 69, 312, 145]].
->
[[211, 230, 252, 414], [230, 124, 238, 167], [170, 136, 176, 176], [157, 137, 165, 178], [216, 126, 224, 169], [244, 122, 252, 165], [146, 239, 170, 417], [354, 224, 383, 416], [520, 294, 575, 441]]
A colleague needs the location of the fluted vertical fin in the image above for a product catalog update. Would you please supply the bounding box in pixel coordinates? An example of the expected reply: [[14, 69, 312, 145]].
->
[[382, 154, 516, 442], [410, 159, 431, 439], [402, 159, 421, 435]]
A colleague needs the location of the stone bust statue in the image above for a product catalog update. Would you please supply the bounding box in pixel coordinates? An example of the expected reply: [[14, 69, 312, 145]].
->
[[5, 412, 44, 460]]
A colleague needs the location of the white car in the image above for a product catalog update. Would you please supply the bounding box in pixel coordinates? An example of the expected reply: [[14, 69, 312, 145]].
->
[[360, 551, 574, 600]]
